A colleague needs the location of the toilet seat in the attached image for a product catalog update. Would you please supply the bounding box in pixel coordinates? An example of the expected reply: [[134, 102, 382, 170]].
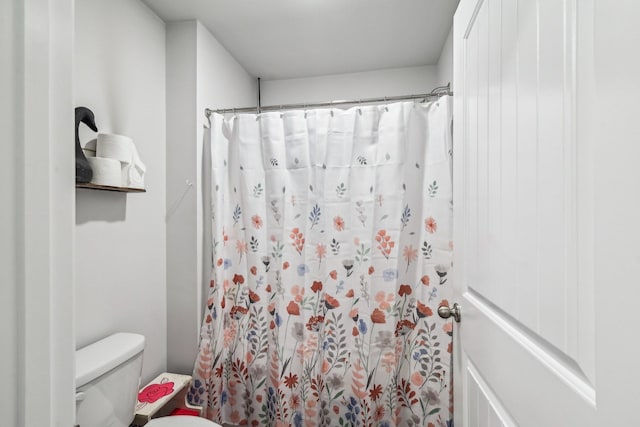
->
[[146, 415, 222, 427]]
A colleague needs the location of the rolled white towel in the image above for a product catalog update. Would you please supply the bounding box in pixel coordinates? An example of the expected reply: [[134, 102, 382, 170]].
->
[[87, 157, 121, 187], [96, 133, 133, 163], [82, 138, 97, 158]]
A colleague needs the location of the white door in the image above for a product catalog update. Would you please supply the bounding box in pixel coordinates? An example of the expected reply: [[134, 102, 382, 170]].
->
[[452, 0, 640, 425]]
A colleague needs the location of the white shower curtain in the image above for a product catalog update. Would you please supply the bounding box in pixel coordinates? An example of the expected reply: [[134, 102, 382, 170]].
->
[[189, 99, 454, 427]]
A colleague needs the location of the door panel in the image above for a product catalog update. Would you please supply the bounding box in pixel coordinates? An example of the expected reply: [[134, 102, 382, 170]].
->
[[452, 0, 609, 425]]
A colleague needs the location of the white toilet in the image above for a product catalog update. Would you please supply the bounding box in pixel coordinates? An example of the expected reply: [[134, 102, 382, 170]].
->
[[75, 333, 221, 427]]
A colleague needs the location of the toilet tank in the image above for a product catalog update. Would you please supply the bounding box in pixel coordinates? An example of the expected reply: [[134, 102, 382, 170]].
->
[[75, 333, 145, 427]]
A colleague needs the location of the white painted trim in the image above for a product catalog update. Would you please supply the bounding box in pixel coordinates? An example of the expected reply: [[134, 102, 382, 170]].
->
[[20, 0, 75, 425]]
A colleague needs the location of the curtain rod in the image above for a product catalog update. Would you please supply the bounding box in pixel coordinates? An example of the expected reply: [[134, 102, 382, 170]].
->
[[205, 83, 452, 118]]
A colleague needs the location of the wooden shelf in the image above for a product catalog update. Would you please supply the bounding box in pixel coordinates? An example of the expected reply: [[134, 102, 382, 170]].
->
[[76, 182, 146, 193]]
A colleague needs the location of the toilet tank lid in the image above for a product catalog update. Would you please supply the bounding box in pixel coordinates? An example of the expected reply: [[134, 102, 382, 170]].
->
[[76, 333, 145, 388]]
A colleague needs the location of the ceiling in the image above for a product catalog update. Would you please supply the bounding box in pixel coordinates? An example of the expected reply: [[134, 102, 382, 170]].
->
[[143, 0, 459, 80]]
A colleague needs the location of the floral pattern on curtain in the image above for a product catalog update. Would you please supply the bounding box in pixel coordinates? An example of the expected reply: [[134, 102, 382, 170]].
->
[[188, 99, 454, 427]]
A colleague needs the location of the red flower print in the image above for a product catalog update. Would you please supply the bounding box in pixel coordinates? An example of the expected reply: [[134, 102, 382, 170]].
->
[[232, 274, 245, 285], [371, 308, 386, 324], [421, 275, 430, 286], [352, 326, 359, 336], [375, 229, 394, 259], [138, 382, 175, 404], [266, 284, 272, 292], [324, 294, 340, 310], [215, 366, 223, 378], [251, 214, 263, 229], [329, 270, 337, 280], [221, 297, 226, 309], [217, 258, 223, 266], [349, 307, 358, 321], [287, 301, 301, 315], [416, 301, 433, 318], [333, 216, 345, 231], [283, 373, 299, 389], [374, 406, 385, 422], [289, 394, 300, 410], [311, 281, 323, 293], [425, 217, 437, 234], [440, 299, 450, 307], [369, 384, 383, 401], [398, 284, 412, 297], [368, 266, 375, 275], [210, 280, 215, 288], [268, 302, 276, 314], [230, 305, 248, 319], [206, 314, 212, 324], [346, 289, 354, 298], [250, 266, 257, 275], [395, 319, 416, 336], [248, 290, 260, 303], [306, 315, 325, 331]]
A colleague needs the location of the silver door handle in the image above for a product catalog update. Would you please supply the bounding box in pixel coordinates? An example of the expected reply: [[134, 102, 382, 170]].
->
[[438, 302, 461, 322]]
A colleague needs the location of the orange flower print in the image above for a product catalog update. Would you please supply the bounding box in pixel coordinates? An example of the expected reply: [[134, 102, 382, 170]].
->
[[416, 301, 433, 318], [250, 266, 257, 275], [248, 290, 260, 303], [324, 294, 340, 310], [375, 291, 394, 310], [329, 270, 338, 280], [425, 216, 437, 234], [333, 216, 345, 231], [251, 214, 263, 229], [232, 274, 245, 285], [398, 284, 412, 297], [402, 244, 418, 272], [411, 372, 423, 387], [291, 285, 304, 303], [290, 227, 305, 255], [236, 240, 247, 262], [375, 229, 394, 259], [316, 243, 326, 267], [421, 275, 430, 286], [287, 301, 301, 316], [283, 261, 290, 270], [368, 266, 375, 275], [345, 289, 354, 298], [371, 308, 386, 324]]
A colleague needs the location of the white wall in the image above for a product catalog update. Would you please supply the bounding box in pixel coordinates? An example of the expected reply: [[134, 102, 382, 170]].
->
[[261, 65, 438, 106], [1, 0, 75, 425], [437, 28, 453, 87], [166, 20, 256, 374], [74, 0, 167, 384]]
